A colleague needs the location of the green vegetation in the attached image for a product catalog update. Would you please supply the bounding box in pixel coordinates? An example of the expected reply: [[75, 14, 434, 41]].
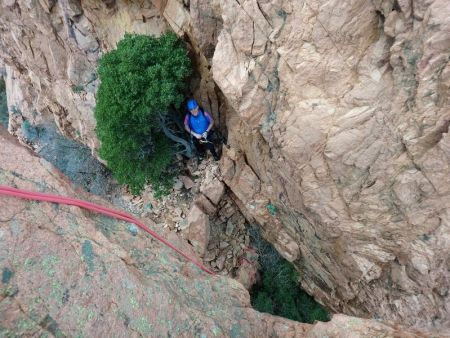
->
[[266, 203, 277, 216], [0, 79, 8, 127], [250, 227, 329, 323], [71, 84, 85, 93], [94, 32, 191, 195]]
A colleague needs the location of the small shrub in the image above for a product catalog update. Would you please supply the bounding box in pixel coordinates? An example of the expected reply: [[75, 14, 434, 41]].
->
[[94, 32, 191, 195]]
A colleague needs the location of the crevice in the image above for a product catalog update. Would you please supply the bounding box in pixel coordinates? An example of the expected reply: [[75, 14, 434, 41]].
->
[[250, 21, 255, 56], [27, 40, 35, 59], [399, 139, 439, 194], [304, 1, 345, 63], [392, 0, 401, 12], [256, 1, 273, 29], [2, 297, 66, 337]]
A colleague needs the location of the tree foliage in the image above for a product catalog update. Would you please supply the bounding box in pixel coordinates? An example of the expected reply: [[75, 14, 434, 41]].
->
[[249, 226, 329, 323], [94, 32, 191, 195]]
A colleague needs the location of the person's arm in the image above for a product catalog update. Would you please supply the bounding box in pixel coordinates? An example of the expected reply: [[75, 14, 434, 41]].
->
[[184, 114, 201, 138], [204, 111, 214, 133]]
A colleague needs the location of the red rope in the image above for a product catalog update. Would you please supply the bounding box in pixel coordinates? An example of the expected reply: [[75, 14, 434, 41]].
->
[[0, 185, 214, 275]]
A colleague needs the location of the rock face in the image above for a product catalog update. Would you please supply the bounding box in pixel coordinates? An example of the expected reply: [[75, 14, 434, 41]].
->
[[1, 0, 450, 333], [0, 125, 428, 337], [0, 0, 167, 150], [186, 204, 210, 256], [208, 0, 450, 331], [0, 125, 297, 336]]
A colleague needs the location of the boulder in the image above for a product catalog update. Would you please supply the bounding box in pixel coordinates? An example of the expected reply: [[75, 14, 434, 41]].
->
[[179, 175, 195, 190], [200, 177, 225, 205], [194, 193, 217, 216], [186, 204, 210, 257]]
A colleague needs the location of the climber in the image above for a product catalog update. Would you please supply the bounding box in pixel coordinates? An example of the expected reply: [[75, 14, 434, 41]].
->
[[184, 98, 220, 161]]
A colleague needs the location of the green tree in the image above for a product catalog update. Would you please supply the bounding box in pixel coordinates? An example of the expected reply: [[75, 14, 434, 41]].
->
[[249, 227, 330, 323], [94, 32, 191, 195]]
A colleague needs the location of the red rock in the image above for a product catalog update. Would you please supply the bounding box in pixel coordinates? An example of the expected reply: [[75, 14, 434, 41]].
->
[[185, 204, 210, 257]]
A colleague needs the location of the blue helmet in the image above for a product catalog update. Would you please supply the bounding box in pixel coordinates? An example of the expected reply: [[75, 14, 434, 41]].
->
[[187, 99, 199, 110]]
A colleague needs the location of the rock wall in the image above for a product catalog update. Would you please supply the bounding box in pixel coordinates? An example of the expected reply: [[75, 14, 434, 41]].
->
[[208, 0, 450, 331], [1, 0, 450, 333], [1, 125, 429, 337], [0, 0, 167, 149]]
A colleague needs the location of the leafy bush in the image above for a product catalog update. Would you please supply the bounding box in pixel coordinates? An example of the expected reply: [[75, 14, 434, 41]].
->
[[249, 226, 329, 323], [94, 32, 191, 195]]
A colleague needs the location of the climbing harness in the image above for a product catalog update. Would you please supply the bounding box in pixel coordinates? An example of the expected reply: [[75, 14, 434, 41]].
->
[[0, 185, 214, 275]]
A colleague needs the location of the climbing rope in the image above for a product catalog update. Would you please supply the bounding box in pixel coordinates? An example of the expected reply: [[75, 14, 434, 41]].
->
[[0, 185, 214, 275]]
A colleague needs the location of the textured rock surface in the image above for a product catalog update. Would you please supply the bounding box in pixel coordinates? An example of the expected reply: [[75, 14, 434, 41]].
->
[[0, 125, 430, 337], [0, 126, 301, 336], [1, 0, 450, 333], [210, 0, 450, 331], [186, 204, 210, 256], [0, 0, 167, 150], [200, 169, 225, 205]]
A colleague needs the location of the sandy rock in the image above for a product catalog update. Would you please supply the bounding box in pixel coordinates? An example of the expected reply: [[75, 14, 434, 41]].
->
[[215, 255, 226, 270], [219, 241, 229, 249], [179, 175, 195, 189], [225, 219, 235, 237], [186, 204, 210, 257], [219, 202, 236, 219], [173, 178, 183, 191], [235, 260, 259, 290], [193, 193, 217, 215], [200, 174, 225, 205], [173, 207, 182, 217], [204, 250, 217, 262], [201, 179, 225, 205], [177, 219, 189, 230]]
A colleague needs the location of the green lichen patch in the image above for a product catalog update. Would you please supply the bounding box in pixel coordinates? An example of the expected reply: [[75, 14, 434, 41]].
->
[[229, 323, 243, 338], [2, 267, 13, 284], [130, 317, 153, 335], [127, 224, 138, 236], [39, 314, 65, 338], [95, 216, 118, 238], [81, 240, 95, 273], [49, 280, 64, 307], [41, 255, 59, 278], [420, 234, 431, 241], [266, 203, 277, 216], [16, 317, 37, 334]]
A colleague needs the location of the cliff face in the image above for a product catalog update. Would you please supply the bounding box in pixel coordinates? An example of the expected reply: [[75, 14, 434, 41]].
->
[[0, 0, 167, 149], [1, 125, 427, 337], [0, 126, 294, 336], [207, 0, 450, 330], [1, 0, 450, 333]]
